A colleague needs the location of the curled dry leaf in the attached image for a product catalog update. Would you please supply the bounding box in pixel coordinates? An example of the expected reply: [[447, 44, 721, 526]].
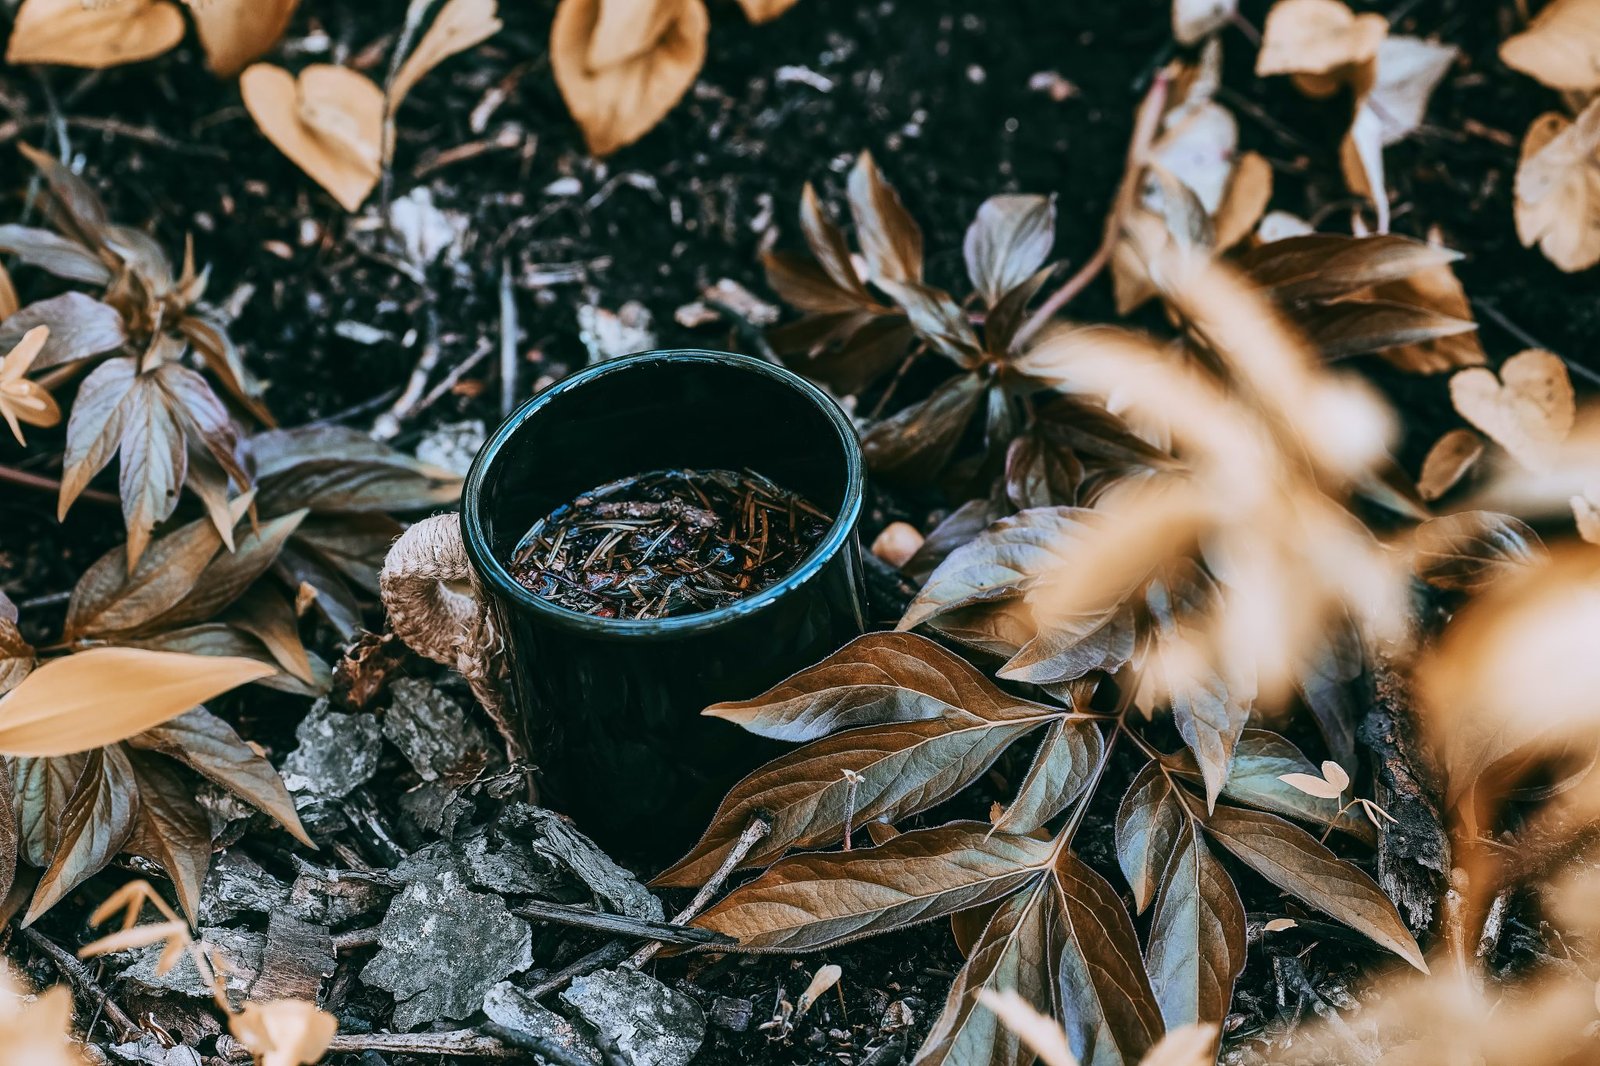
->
[[1255, 0, 1386, 89], [242, 64, 385, 213], [188, 0, 301, 77], [1409, 511, 1543, 594], [0, 961, 84, 1066], [1449, 349, 1575, 470], [230, 999, 339, 1066], [1173, 0, 1238, 45], [1500, 0, 1600, 92], [1417, 428, 1483, 501], [5, 0, 185, 69], [0, 648, 273, 757], [388, 0, 504, 116], [1514, 102, 1600, 272], [551, 0, 710, 157]]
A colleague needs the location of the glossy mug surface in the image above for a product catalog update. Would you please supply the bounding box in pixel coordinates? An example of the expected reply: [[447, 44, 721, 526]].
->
[[461, 350, 866, 853]]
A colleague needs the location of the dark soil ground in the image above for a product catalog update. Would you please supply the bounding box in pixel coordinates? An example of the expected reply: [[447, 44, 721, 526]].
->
[[0, 0, 1587, 1063]]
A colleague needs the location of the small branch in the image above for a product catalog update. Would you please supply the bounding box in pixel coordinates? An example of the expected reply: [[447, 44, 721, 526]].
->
[[0, 463, 118, 507], [525, 940, 630, 1000], [482, 1022, 598, 1066], [371, 302, 442, 440], [512, 899, 735, 946], [1014, 70, 1173, 349], [326, 1029, 519, 1059], [625, 813, 772, 970], [498, 256, 519, 418], [20, 927, 139, 1042]]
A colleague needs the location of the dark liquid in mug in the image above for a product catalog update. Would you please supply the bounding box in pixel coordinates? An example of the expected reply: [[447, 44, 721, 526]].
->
[[506, 468, 832, 620]]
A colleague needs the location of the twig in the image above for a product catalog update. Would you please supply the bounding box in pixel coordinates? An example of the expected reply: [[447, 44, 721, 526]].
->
[[625, 813, 772, 970], [326, 1029, 520, 1059], [499, 256, 519, 417], [20, 927, 138, 1042], [512, 899, 736, 946], [380, 0, 440, 224], [1471, 299, 1600, 388], [0, 463, 118, 507], [372, 301, 442, 440], [525, 940, 630, 1000], [1014, 69, 1173, 349], [482, 1022, 598, 1066], [414, 337, 494, 416]]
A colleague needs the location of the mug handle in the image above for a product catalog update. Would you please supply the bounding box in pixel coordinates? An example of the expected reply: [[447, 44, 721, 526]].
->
[[379, 514, 525, 760]]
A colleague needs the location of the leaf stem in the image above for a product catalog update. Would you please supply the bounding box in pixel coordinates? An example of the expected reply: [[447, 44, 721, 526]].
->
[[0, 462, 117, 507], [1013, 69, 1173, 350]]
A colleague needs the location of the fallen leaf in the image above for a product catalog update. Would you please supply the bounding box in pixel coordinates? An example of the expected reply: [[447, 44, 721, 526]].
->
[[0, 648, 273, 758], [1367, 36, 1457, 147], [1514, 102, 1600, 272], [550, 0, 709, 157], [388, 0, 503, 115], [5, 0, 185, 69], [1173, 0, 1237, 45], [734, 0, 801, 21], [1410, 511, 1543, 594], [189, 0, 301, 77], [1449, 350, 1575, 469], [241, 63, 384, 212], [230, 998, 339, 1066], [1255, 0, 1386, 88], [1417, 429, 1483, 500], [1500, 0, 1600, 92]]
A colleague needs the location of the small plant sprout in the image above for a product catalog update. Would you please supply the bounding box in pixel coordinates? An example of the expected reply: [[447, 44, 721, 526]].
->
[[1280, 760, 1398, 840]]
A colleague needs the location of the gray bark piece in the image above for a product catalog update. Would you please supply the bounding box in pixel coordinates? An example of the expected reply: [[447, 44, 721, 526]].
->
[[398, 778, 473, 836], [561, 968, 705, 1066], [285, 871, 389, 927], [383, 679, 490, 781], [499, 804, 664, 921], [252, 913, 336, 1002], [119, 927, 264, 1003], [198, 849, 290, 924], [108, 1038, 203, 1066], [281, 700, 384, 800], [360, 868, 533, 1030], [483, 981, 603, 1066]]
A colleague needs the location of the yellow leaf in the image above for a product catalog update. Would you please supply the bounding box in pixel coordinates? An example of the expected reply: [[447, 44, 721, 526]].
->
[[388, 0, 503, 115], [1417, 428, 1483, 501], [1500, 0, 1600, 92], [241, 63, 384, 212], [1450, 349, 1575, 471], [5, 0, 185, 69], [186, 0, 301, 77], [1514, 103, 1600, 273], [734, 0, 801, 23], [0, 325, 61, 447], [0, 648, 273, 757], [551, 0, 709, 157], [230, 999, 338, 1066]]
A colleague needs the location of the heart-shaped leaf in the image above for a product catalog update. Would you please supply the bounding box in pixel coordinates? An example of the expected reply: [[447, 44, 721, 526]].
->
[[242, 63, 384, 212], [6, 0, 184, 69]]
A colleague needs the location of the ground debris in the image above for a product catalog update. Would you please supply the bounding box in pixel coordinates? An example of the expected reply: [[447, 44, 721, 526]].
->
[[360, 866, 534, 1029], [483, 980, 604, 1065], [561, 967, 706, 1066], [119, 928, 264, 1003], [382, 678, 492, 781], [279, 700, 384, 801], [499, 803, 664, 921], [107, 1038, 203, 1066]]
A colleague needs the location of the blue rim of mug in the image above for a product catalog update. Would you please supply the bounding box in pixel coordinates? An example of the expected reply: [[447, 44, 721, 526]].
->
[[461, 349, 865, 639]]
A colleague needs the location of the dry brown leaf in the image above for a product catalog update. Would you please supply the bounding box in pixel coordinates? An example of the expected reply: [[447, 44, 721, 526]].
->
[[230, 999, 339, 1066], [1213, 150, 1273, 251], [388, 0, 503, 115], [734, 0, 801, 22], [0, 325, 60, 447], [1450, 349, 1575, 470], [1514, 102, 1600, 272], [1417, 428, 1483, 501], [241, 63, 384, 212], [551, 0, 710, 157], [0, 648, 273, 757], [0, 962, 84, 1066], [1500, 0, 1600, 92], [1367, 36, 1457, 147], [1255, 0, 1386, 89], [1574, 489, 1600, 544], [187, 0, 300, 77], [0, 262, 18, 319], [6, 0, 186, 69], [1173, 0, 1237, 45]]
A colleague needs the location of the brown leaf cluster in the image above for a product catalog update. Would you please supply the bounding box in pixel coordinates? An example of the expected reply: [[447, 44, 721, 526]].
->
[[5, 0, 298, 75]]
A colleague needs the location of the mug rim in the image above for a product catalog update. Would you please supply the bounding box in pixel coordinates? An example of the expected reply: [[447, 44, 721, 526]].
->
[[461, 348, 865, 639]]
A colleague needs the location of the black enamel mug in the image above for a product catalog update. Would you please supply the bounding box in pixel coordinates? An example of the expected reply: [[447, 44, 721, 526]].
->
[[442, 350, 866, 853]]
